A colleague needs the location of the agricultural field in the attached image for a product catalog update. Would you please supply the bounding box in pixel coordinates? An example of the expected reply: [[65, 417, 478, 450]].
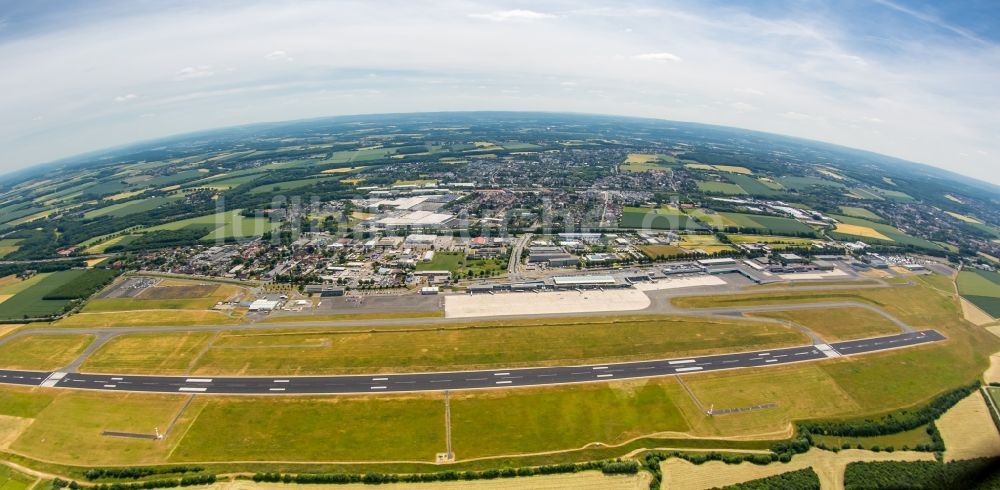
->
[[749, 307, 903, 342], [0, 334, 94, 370], [83, 193, 186, 219], [619, 206, 703, 230], [724, 234, 817, 249], [829, 215, 942, 250], [689, 209, 815, 236], [685, 163, 752, 174], [776, 175, 845, 191], [696, 180, 746, 195], [81, 316, 807, 375], [956, 269, 1000, 318], [0, 466, 35, 490], [839, 206, 884, 222], [0, 269, 103, 321], [0, 238, 22, 257], [724, 174, 784, 197], [145, 209, 278, 241], [620, 153, 675, 171]]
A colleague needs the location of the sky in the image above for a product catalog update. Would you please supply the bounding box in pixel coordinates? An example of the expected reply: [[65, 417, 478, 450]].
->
[[1, 0, 998, 184]]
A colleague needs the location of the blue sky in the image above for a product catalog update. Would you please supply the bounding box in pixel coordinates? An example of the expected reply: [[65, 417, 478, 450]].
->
[[1, 0, 998, 184]]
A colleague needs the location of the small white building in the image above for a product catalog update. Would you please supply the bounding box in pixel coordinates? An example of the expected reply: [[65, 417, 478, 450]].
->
[[248, 299, 280, 312], [420, 286, 440, 295]]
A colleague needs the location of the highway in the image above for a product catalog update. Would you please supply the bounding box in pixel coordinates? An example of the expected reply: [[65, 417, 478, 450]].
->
[[0, 330, 944, 395]]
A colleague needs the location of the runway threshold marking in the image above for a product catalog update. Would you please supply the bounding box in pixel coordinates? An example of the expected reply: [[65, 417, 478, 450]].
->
[[179, 387, 207, 392], [675, 367, 703, 372], [185, 378, 213, 383]]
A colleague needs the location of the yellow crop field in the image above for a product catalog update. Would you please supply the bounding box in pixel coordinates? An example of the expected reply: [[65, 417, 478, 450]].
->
[[713, 165, 753, 175], [945, 211, 983, 224], [661, 448, 933, 490], [937, 392, 1000, 461], [320, 166, 367, 174], [624, 153, 659, 163], [685, 163, 716, 171], [833, 223, 893, 241]]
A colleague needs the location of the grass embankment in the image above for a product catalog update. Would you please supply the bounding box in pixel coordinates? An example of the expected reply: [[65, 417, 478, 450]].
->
[[748, 307, 902, 342], [80, 316, 807, 375]]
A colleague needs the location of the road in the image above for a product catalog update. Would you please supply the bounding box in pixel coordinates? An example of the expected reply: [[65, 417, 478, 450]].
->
[[506, 233, 531, 278], [0, 330, 944, 395]]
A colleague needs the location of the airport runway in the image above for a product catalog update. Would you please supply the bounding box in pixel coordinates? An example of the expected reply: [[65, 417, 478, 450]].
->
[[0, 330, 944, 395]]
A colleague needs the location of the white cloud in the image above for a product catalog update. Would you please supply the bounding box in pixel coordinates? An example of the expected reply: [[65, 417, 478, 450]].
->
[[0, 0, 997, 184], [469, 10, 555, 22], [632, 52, 682, 62], [174, 65, 215, 80], [264, 50, 293, 61]]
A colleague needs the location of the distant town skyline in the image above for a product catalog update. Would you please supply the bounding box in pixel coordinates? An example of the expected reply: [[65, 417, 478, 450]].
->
[[2, 0, 998, 184]]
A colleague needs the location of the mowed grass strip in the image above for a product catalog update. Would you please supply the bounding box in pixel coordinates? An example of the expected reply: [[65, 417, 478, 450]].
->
[[9, 390, 192, 465], [169, 396, 445, 462], [0, 334, 94, 370], [450, 379, 690, 457], [749, 307, 902, 342], [85, 317, 815, 375], [81, 331, 216, 374], [51, 309, 242, 328], [682, 364, 861, 437]]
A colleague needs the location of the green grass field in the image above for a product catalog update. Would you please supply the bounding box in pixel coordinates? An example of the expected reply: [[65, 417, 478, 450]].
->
[[811, 425, 933, 450], [79, 316, 807, 376], [956, 269, 1000, 317], [749, 307, 902, 342], [839, 206, 884, 222], [0, 334, 94, 370], [725, 174, 784, 198], [450, 379, 690, 457], [619, 206, 704, 230], [690, 210, 814, 236], [248, 175, 340, 195], [83, 194, 185, 219], [414, 252, 504, 277], [145, 210, 278, 241], [0, 238, 22, 258], [0, 270, 91, 320], [169, 396, 446, 462], [0, 465, 36, 490], [829, 215, 941, 250], [697, 181, 747, 195], [80, 332, 216, 374]]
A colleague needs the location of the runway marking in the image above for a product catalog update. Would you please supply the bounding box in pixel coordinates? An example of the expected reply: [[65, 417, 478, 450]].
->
[[722, 360, 738, 364], [537, 373, 557, 377], [466, 377, 488, 381], [429, 379, 452, 383], [496, 380, 512, 384], [185, 378, 213, 383], [273, 379, 289, 383], [592, 366, 608, 370], [669, 359, 696, 365], [111, 377, 123, 381], [269, 388, 286, 392], [103, 384, 117, 388], [596, 374, 613, 378], [765, 359, 778, 363], [493, 372, 510, 376], [372, 377, 388, 381], [675, 367, 703, 372], [636, 367, 656, 370], [179, 387, 207, 392], [370, 386, 387, 390]]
